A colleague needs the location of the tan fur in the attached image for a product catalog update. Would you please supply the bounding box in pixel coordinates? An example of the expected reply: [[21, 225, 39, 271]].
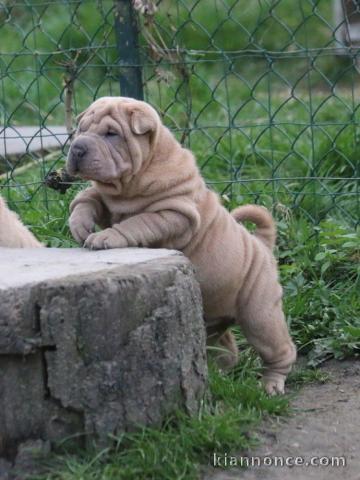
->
[[0, 195, 43, 248], [67, 96, 296, 394], [231, 204, 276, 250]]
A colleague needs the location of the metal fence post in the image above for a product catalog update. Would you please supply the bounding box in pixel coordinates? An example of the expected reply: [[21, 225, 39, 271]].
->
[[115, 0, 144, 100]]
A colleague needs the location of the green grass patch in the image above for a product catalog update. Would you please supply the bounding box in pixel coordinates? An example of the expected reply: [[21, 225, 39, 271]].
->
[[287, 367, 331, 387], [278, 216, 360, 365]]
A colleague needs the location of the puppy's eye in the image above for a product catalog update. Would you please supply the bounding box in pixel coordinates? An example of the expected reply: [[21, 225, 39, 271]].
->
[[106, 130, 118, 137]]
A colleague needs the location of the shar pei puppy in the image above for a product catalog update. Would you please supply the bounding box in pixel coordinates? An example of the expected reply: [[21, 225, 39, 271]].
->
[[67, 96, 296, 394], [0, 195, 42, 247]]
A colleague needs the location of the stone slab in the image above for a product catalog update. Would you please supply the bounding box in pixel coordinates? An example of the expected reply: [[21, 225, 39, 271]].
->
[[0, 247, 207, 465]]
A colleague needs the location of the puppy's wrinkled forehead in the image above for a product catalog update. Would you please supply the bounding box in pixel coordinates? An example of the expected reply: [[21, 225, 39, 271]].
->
[[77, 98, 128, 134], [76, 97, 160, 139]]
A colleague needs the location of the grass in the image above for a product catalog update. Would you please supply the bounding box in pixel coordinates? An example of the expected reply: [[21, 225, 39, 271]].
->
[[278, 218, 360, 365], [0, 1, 359, 479]]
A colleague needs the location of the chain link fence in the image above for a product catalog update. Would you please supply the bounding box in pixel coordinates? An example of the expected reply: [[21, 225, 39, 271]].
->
[[0, 0, 359, 230]]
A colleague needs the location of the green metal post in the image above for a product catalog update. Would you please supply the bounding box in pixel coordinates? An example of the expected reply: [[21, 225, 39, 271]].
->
[[115, 0, 144, 100]]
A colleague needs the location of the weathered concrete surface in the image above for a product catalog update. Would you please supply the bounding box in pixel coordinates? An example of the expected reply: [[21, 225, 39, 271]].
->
[[0, 247, 180, 289], [0, 126, 68, 156], [0, 247, 207, 463]]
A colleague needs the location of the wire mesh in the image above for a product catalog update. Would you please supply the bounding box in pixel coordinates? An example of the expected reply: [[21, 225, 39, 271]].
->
[[0, 0, 359, 229]]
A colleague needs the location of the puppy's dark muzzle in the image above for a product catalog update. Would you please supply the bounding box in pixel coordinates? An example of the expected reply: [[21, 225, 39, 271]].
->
[[67, 139, 88, 174]]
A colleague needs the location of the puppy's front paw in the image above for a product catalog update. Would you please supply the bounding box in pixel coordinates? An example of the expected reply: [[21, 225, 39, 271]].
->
[[84, 228, 128, 250], [69, 216, 95, 245]]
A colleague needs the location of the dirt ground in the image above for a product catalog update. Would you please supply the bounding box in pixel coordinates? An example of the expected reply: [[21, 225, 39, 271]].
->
[[203, 360, 360, 480]]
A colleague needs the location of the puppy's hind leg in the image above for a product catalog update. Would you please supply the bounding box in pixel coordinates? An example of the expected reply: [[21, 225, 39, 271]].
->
[[236, 277, 296, 395], [206, 320, 239, 370]]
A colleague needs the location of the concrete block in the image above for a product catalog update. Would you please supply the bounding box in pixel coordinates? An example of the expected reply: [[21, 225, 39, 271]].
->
[[0, 248, 207, 461]]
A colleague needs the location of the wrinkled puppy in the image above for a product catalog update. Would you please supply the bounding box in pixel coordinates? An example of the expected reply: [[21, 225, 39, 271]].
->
[[67, 96, 296, 394], [0, 195, 42, 247]]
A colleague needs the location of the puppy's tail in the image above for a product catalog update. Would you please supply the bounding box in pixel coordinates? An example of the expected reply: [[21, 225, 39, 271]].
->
[[231, 204, 276, 250]]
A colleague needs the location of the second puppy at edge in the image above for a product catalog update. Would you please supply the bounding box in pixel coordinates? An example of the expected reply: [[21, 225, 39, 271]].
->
[[0, 195, 42, 248]]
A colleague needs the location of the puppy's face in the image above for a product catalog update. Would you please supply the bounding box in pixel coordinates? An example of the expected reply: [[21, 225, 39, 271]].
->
[[67, 97, 160, 183]]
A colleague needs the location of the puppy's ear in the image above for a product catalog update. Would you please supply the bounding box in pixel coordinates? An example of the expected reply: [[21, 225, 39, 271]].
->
[[130, 108, 157, 135]]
